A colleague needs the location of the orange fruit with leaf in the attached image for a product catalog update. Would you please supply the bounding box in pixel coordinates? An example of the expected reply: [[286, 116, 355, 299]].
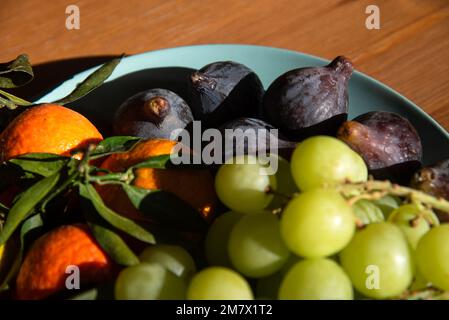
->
[[0, 104, 103, 161], [15, 224, 115, 300], [98, 139, 217, 222]]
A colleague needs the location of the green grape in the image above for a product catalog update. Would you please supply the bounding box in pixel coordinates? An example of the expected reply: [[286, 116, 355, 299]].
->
[[290, 136, 367, 191], [205, 211, 243, 267], [269, 155, 299, 209], [372, 195, 401, 219], [280, 189, 355, 258], [256, 255, 301, 299], [215, 155, 277, 214], [115, 263, 186, 300], [139, 244, 196, 280], [186, 267, 254, 300], [339, 222, 414, 299], [279, 258, 353, 300], [228, 213, 290, 278], [388, 204, 436, 250], [416, 224, 449, 291], [353, 199, 385, 225]]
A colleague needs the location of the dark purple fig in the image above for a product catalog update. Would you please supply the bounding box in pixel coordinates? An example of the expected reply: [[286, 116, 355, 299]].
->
[[216, 118, 297, 161], [411, 159, 449, 200], [113, 88, 193, 139], [411, 159, 449, 222], [189, 61, 264, 128], [337, 111, 422, 184], [262, 56, 353, 140]]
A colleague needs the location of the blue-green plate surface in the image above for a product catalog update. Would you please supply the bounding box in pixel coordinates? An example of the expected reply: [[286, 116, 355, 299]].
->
[[37, 44, 449, 165]]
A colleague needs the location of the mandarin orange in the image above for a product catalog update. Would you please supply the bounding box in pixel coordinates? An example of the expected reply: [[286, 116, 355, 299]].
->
[[16, 224, 114, 300], [98, 139, 216, 221], [0, 104, 103, 161]]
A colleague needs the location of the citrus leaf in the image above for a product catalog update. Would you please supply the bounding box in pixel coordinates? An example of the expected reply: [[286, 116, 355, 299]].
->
[[0, 96, 18, 110], [9, 153, 69, 177], [53, 56, 122, 105], [90, 136, 141, 158], [121, 184, 152, 209], [79, 183, 155, 244], [0, 54, 33, 89], [0, 202, 8, 213], [0, 173, 59, 245], [125, 186, 207, 232], [131, 154, 172, 169], [87, 221, 139, 267], [0, 213, 43, 290], [0, 89, 32, 106]]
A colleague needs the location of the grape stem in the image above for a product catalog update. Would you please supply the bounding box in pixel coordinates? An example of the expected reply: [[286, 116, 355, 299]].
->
[[265, 187, 292, 200], [399, 287, 449, 300], [328, 180, 449, 215]]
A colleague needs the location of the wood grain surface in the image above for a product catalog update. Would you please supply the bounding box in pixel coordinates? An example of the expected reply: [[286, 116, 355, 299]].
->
[[1, 0, 448, 130]]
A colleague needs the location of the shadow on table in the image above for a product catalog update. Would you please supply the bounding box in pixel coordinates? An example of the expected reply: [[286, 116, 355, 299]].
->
[[5, 55, 196, 137], [8, 55, 120, 101]]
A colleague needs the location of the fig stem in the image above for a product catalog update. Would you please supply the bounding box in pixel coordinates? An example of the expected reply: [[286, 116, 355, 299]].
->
[[329, 180, 449, 214], [190, 72, 217, 90]]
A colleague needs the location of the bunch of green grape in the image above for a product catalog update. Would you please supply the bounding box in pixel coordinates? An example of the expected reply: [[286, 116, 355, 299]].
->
[[115, 136, 449, 300]]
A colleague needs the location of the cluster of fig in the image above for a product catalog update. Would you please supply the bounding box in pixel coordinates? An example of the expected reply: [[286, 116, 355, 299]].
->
[[112, 55, 442, 188]]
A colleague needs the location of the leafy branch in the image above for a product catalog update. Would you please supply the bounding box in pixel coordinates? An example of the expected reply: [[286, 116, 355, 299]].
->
[[0, 54, 122, 110], [0, 136, 207, 290]]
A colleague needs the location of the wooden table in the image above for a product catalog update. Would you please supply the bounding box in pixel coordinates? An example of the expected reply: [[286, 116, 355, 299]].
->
[[1, 0, 448, 130]]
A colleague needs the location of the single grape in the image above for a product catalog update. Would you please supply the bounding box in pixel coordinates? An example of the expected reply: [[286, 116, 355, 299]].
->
[[388, 204, 436, 250], [416, 224, 449, 291], [256, 255, 301, 299], [279, 258, 353, 300], [186, 267, 254, 300], [269, 155, 299, 209], [115, 263, 186, 300], [139, 244, 196, 280], [340, 222, 414, 299], [215, 155, 277, 214], [290, 136, 367, 191], [372, 195, 401, 219], [228, 213, 290, 278], [353, 199, 385, 225], [280, 189, 355, 258], [205, 211, 243, 267]]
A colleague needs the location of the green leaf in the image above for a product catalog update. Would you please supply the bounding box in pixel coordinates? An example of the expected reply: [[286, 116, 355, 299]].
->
[[0, 213, 43, 290], [9, 153, 70, 177], [90, 136, 141, 158], [0, 96, 18, 110], [121, 184, 152, 209], [79, 183, 155, 244], [0, 173, 59, 245], [53, 56, 122, 105], [0, 54, 33, 89], [0, 202, 8, 213], [0, 89, 32, 106], [131, 154, 172, 169], [87, 220, 139, 267], [123, 186, 207, 232]]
